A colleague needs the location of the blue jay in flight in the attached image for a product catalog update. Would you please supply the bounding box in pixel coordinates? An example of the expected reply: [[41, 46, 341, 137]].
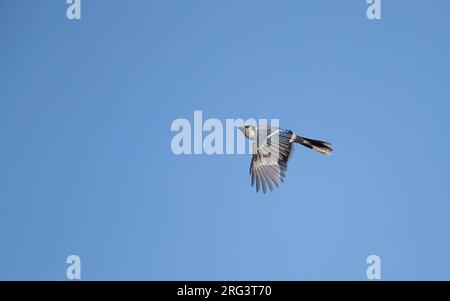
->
[[238, 124, 333, 193]]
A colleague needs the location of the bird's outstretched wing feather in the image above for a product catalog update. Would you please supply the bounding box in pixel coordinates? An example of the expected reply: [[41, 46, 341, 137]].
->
[[250, 129, 294, 193]]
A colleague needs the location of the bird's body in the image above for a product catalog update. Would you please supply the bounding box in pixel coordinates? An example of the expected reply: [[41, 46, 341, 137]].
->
[[238, 124, 333, 193]]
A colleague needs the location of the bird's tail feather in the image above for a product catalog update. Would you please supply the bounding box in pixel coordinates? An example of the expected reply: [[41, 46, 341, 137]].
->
[[294, 136, 333, 155]]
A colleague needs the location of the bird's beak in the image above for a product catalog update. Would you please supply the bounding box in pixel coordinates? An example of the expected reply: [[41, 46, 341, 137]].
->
[[238, 126, 244, 133]]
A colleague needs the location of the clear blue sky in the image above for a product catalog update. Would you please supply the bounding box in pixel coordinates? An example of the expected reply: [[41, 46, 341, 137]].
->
[[1, 0, 450, 280]]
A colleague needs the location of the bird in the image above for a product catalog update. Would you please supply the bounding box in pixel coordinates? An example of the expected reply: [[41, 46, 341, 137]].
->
[[238, 124, 333, 193]]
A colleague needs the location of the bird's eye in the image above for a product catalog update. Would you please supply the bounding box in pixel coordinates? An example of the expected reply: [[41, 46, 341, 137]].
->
[[245, 125, 249, 128]]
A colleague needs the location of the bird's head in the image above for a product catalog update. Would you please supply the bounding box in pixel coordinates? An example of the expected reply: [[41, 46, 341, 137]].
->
[[238, 123, 256, 139]]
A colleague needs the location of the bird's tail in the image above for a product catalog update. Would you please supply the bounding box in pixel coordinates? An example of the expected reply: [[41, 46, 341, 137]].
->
[[294, 135, 333, 155]]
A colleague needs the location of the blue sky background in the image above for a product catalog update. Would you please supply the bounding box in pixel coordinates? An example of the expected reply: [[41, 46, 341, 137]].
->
[[1, 0, 450, 280]]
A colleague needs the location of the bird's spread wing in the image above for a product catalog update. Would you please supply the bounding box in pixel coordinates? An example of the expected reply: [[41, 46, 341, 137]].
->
[[250, 129, 294, 193]]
